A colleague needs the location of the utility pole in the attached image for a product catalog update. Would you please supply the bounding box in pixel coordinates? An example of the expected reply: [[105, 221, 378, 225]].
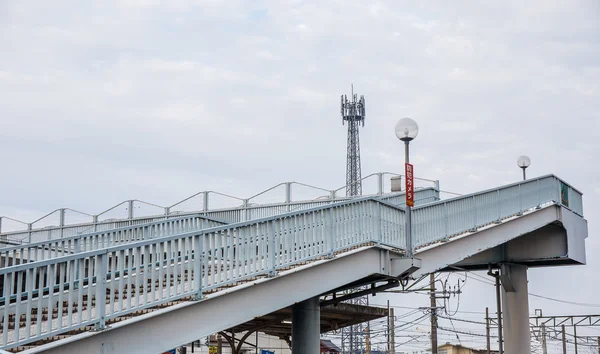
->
[[562, 325, 567, 354], [597, 336, 600, 354], [387, 300, 390, 354], [390, 307, 395, 354], [494, 271, 503, 354], [367, 326, 372, 354], [542, 324, 547, 354], [574, 325, 578, 354], [217, 335, 223, 354], [486, 307, 491, 354], [430, 273, 438, 354]]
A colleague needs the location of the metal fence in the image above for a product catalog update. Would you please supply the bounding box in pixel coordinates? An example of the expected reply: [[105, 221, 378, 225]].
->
[[0, 215, 225, 266], [0, 172, 438, 244], [0, 175, 583, 350], [0, 188, 438, 246], [412, 175, 583, 248]]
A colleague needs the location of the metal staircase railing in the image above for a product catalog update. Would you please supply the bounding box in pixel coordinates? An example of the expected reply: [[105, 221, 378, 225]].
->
[[0, 175, 583, 350], [412, 174, 583, 248], [0, 190, 438, 274], [0, 172, 439, 245], [0, 214, 226, 266]]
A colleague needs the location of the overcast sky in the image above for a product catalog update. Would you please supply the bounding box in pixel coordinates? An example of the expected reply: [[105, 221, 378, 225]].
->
[[1, 1, 599, 352]]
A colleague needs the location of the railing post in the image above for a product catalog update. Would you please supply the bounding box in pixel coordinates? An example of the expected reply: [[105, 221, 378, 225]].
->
[[285, 182, 292, 212], [536, 179, 541, 209], [127, 200, 134, 220], [59, 208, 66, 239], [269, 221, 277, 276], [556, 177, 561, 205], [496, 190, 501, 223], [374, 202, 382, 243], [518, 184, 523, 215], [203, 191, 209, 212], [328, 207, 335, 258], [94, 252, 108, 331], [193, 234, 204, 300], [444, 202, 449, 240], [470, 196, 477, 232], [74, 237, 81, 253], [243, 199, 250, 222]]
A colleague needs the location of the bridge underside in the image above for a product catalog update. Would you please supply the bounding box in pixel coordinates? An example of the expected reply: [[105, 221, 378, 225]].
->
[[225, 303, 387, 341], [415, 205, 587, 276], [10, 206, 588, 354]]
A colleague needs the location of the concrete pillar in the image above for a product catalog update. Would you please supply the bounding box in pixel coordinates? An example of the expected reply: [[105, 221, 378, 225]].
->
[[501, 264, 530, 354], [292, 297, 320, 354]]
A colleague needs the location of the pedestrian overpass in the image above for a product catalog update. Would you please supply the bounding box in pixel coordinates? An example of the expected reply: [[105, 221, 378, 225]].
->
[[0, 174, 587, 354]]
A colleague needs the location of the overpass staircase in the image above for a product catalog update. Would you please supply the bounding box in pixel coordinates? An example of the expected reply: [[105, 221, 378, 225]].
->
[[0, 175, 587, 354]]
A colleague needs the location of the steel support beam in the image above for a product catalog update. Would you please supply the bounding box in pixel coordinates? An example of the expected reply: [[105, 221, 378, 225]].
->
[[501, 264, 530, 354], [292, 297, 320, 354]]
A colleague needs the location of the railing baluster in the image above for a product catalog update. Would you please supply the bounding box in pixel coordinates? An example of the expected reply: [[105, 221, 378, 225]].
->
[[95, 253, 108, 330]]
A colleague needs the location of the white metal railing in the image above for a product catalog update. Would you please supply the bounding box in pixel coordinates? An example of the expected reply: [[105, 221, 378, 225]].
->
[[0, 191, 438, 270], [0, 175, 583, 349], [0, 215, 226, 266], [0, 172, 439, 243], [0, 198, 402, 349], [412, 175, 583, 248], [0, 187, 439, 246]]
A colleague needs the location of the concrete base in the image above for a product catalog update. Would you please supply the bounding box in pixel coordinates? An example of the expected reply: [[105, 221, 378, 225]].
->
[[292, 297, 320, 354], [501, 264, 530, 354]]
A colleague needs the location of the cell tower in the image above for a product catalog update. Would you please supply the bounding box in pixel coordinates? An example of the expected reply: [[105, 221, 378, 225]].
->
[[341, 85, 366, 197], [340, 86, 368, 354]]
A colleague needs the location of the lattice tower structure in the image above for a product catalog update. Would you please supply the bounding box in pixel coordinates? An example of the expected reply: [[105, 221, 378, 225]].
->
[[340, 87, 368, 354]]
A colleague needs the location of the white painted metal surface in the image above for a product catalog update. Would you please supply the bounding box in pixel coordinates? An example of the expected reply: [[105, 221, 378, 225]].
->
[[24, 247, 402, 354], [0, 174, 584, 351], [501, 264, 531, 354], [0, 214, 225, 265], [0, 173, 439, 245], [411, 175, 583, 248]]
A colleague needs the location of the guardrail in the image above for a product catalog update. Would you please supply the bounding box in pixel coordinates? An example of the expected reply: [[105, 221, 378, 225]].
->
[[0, 215, 226, 267], [0, 175, 582, 349], [0, 188, 438, 246], [0, 172, 439, 243], [412, 175, 583, 248], [0, 198, 402, 349]]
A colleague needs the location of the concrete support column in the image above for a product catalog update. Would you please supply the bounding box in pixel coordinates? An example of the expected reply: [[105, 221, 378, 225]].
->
[[292, 297, 320, 354], [501, 264, 530, 354]]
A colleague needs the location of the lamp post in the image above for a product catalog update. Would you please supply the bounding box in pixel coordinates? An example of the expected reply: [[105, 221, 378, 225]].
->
[[395, 118, 419, 257], [517, 155, 531, 181]]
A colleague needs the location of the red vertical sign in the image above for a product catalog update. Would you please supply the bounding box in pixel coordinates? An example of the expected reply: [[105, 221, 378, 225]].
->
[[405, 163, 414, 207]]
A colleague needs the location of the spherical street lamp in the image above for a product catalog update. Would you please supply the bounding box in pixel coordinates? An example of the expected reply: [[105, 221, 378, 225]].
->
[[517, 155, 531, 181], [395, 118, 419, 257], [395, 118, 419, 164], [395, 118, 419, 142]]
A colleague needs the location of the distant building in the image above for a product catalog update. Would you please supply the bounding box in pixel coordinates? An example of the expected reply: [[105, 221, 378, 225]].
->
[[434, 343, 499, 354], [320, 340, 342, 354]]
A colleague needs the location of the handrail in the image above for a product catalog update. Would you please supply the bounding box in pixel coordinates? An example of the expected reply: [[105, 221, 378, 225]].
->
[[0, 188, 437, 244], [0, 214, 226, 263], [0, 171, 438, 236], [0, 175, 584, 350]]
